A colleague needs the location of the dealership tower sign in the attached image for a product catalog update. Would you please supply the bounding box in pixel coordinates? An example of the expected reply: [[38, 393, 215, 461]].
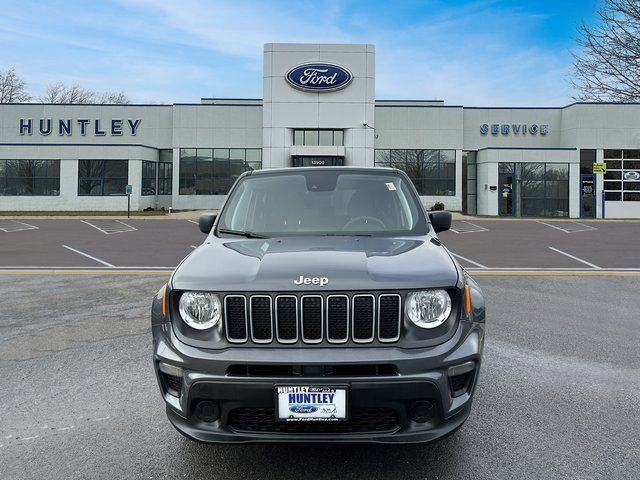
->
[[285, 63, 353, 92]]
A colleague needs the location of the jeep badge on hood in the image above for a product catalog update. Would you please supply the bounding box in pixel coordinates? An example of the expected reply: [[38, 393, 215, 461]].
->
[[294, 276, 329, 286]]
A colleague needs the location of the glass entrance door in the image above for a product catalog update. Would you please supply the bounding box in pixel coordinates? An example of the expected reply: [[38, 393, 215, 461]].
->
[[499, 173, 515, 216], [580, 174, 596, 218]]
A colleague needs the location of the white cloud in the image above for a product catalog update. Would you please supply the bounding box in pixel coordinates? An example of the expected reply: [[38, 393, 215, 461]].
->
[[0, 0, 578, 104], [115, 0, 353, 57], [369, 2, 574, 105], [114, 0, 576, 105]]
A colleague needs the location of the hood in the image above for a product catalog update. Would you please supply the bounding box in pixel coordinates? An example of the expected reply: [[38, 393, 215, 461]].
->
[[171, 235, 459, 292]]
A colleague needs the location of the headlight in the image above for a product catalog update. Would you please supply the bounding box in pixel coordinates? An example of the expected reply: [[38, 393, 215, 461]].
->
[[405, 290, 452, 329], [178, 292, 221, 330]]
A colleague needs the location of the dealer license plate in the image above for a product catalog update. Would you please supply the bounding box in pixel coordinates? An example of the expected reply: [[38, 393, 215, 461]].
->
[[276, 386, 347, 422]]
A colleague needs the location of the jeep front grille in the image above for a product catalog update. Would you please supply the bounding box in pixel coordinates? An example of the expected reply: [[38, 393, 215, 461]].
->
[[249, 296, 273, 343], [352, 294, 375, 342], [275, 296, 297, 343], [301, 295, 323, 343], [327, 295, 348, 343], [224, 296, 248, 343], [224, 293, 402, 345]]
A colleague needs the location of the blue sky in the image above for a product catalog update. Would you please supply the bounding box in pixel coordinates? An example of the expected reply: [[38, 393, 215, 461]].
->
[[0, 0, 599, 105]]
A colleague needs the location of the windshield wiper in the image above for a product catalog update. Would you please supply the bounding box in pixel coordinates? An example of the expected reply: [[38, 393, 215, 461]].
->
[[217, 228, 268, 239]]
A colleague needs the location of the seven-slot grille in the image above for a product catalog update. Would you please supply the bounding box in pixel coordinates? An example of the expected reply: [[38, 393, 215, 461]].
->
[[224, 293, 402, 344]]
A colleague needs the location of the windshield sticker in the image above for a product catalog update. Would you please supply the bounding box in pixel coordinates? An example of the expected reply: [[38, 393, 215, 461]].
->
[[385, 182, 396, 191]]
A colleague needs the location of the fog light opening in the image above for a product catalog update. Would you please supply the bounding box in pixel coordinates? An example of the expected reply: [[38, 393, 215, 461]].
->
[[447, 361, 476, 398], [158, 362, 183, 397], [194, 400, 220, 423], [409, 400, 436, 423]]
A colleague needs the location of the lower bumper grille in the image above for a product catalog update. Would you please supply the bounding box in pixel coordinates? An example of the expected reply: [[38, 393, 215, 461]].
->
[[159, 371, 182, 396], [450, 370, 475, 397], [228, 407, 399, 434], [226, 363, 398, 377]]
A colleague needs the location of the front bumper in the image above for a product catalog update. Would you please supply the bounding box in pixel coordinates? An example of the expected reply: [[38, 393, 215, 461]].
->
[[152, 321, 484, 444]]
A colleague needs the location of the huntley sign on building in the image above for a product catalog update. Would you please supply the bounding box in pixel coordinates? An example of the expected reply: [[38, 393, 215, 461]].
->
[[1, 43, 640, 218], [19, 118, 142, 136]]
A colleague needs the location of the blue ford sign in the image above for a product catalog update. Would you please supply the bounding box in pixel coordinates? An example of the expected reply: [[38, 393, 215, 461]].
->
[[290, 405, 318, 414], [285, 63, 353, 92]]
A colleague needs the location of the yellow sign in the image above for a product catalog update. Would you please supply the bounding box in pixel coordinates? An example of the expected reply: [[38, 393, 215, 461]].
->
[[593, 162, 607, 174]]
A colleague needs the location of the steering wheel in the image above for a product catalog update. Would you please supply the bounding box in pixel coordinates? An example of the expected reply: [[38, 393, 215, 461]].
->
[[343, 216, 386, 231]]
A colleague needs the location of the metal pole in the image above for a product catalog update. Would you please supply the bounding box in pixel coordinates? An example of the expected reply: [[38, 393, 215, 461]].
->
[[601, 191, 605, 219], [127, 194, 131, 219]]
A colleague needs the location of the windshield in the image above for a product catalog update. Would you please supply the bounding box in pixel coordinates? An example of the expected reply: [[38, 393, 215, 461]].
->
[[217, 170, 428, 237]]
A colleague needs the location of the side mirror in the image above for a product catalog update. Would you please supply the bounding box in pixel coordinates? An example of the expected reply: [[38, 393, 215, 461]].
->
[[198, 213, 217, 234], [429, 211, 452, 233]]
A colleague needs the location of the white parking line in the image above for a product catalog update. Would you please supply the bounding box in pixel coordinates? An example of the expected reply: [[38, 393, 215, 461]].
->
[[450, 252, 488, 269], [548, 246, 601, 269], [0, 220, 39, 233], [62, 245, 116, 268], [572, 221, 598, 231], [450, 221, 489, 234], [0, 266, 173, 270], [469, 267, 640, 271], [54, 426, 74, 432], [81, 219, 137, 234], [537, 221, 597, 233], [187, 220, 199, 225]]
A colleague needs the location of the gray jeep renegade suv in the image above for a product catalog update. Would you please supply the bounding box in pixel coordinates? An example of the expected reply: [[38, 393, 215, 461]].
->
[[151, 167, 485, 443]]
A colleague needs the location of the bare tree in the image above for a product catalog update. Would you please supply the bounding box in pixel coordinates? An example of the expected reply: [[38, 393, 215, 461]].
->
[[572, 0, 640, 101], [40, 82, 131, 104], [0, 67, 32, 103], [40, 82, 95, 104], [97, 90, 131, 104]]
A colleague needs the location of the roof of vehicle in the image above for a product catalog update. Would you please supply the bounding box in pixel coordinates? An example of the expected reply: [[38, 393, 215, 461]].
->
[[249, 166, 400, 175]]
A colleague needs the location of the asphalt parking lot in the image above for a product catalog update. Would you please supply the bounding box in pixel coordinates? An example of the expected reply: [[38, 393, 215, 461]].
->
[[1, 274, 638, 479], [0, 217, 638, 272], [1, 218, 639, 479]]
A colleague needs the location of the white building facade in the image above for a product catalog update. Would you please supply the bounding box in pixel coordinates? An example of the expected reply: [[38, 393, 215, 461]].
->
[[1, 43, 639, 218]]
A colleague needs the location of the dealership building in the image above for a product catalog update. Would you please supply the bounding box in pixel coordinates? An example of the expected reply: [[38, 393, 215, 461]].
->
[[1, 43, 640, 218]]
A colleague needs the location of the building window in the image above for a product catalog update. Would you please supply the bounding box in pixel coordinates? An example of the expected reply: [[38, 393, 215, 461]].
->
[[78, 160, 128, 196], [293, 129, 344, 146], [0, 159, 60, 196], [580, 149, 596, 175], [141, 161, 156, 196], [603, 149, 640, 201], [374, 149, 456, 196], [462, 151, 477, 215], [158, 149, 172, 195], [499, 162, 569, 217], [179, 148, 262, 195], [158, 150, 173, 196]]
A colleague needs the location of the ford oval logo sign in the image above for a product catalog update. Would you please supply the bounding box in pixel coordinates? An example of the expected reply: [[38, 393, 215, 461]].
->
[[623, 171, 640, 181], [285, 63, 353, 92], [290, 405, 318, 414]]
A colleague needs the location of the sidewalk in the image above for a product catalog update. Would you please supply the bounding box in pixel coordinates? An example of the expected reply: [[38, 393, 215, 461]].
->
[[0, 209, 220, 220], [1, 209, 637, 221]]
